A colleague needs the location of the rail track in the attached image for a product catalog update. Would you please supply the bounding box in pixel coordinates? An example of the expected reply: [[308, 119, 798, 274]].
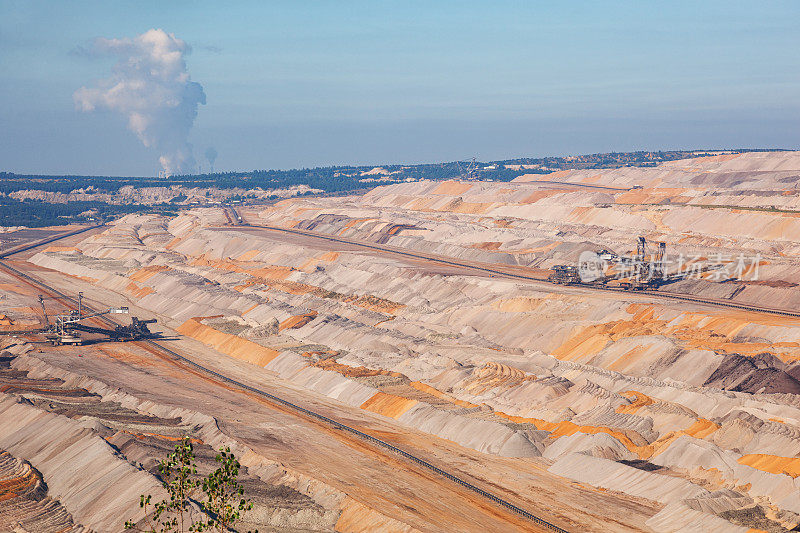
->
[[238, 222, 800, 319], [0, 224, 104, 260], [519, 179, 631, 192], [6, 218, 798, 531], [0, 232, 567, 532]]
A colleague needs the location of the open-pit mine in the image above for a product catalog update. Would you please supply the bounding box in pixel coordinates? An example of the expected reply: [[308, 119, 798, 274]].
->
[[4, 151, 800, 532]]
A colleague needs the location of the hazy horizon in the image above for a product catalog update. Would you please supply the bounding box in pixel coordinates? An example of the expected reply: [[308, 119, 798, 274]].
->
[[2, 1, 799, 176], [1, 146, 793, 179]]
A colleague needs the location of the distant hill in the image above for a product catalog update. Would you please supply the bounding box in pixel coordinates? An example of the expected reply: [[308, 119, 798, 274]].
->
[[0, 149, 788, 227]]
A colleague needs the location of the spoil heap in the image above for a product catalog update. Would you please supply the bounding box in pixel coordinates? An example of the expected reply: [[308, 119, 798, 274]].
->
[[27, 151, 800, 531]]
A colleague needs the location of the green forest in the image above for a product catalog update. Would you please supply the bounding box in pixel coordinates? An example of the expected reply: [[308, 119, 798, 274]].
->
[[0, 149, 778, 227], [0, 198, 179, 228]]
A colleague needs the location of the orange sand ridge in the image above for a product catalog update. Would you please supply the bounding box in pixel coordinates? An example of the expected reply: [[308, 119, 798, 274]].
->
[[129, 265, 170, 282], [431, 180, 473, 196], [552, 303, 800, 364], [177, 318, 280, 367], [494, 404, 718, 461], [738, 454, 800, 478], [0, 455, 40, 503], [279, 311, 318, 331], [360, 392, 418, 419]]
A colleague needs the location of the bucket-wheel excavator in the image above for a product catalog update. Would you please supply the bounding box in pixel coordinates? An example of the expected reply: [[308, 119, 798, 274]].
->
[[37, 292, 157, 346], [549, 236, 667, 290], [618, 237, 666, 290]]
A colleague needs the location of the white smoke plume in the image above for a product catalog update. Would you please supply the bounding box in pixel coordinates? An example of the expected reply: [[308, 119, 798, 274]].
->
[[204, 146, 218, 173], [74, 29, 206, 175]]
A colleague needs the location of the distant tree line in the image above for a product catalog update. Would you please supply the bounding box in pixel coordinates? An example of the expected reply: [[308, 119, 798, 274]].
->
[[0, 197, 177, 227], [0, 148, 784, 200]]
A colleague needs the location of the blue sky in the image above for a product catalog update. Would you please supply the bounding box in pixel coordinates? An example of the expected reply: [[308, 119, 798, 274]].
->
[[2, 1, 799, 176]]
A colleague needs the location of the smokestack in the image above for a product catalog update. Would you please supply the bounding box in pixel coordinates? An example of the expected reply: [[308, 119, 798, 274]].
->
[[74, 28, 206, 175]]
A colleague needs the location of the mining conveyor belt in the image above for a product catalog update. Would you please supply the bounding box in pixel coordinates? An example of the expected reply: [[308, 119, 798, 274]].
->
[[0, 231, 567, 532], [0, 224, 104, 260], [6, 219, 798, 531], [520, 180, 632, 192]]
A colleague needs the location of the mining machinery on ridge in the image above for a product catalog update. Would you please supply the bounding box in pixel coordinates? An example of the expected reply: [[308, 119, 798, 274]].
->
[[36, 292, 158, 346], [549, 236, 667, 290]]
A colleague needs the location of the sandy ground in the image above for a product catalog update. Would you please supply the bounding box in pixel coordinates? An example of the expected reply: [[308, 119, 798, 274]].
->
[[6, 152, 800, 532], [0, 265, 658, 532]]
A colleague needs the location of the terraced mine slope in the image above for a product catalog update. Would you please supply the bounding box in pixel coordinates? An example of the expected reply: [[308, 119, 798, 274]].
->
[[6, 150, 800, 531]]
